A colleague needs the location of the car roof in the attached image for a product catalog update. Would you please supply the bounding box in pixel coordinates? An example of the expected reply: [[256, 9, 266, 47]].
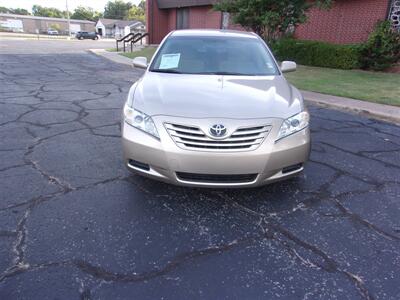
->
[[170, 29, 258, 39]]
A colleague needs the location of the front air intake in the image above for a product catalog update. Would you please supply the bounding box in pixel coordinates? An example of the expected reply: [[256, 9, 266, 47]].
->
[[128, 159, 150, 171], [176, 172, 257, 184], [282, 163, 303, 174]]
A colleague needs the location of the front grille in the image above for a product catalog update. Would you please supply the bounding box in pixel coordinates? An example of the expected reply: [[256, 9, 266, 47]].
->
[[165, 123, 271, 152], [176, 172, 258, 184]]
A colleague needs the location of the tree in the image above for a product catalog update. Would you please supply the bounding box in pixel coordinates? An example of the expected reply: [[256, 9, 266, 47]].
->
[[13, 8, 30, 15], [138, 0, 146, 11], [103, 0, 133, 20], [49, 23, 61, 31], [126, 4, 145, 22], [359, 21, 400, 71], [71, 6, 102, 21], [0, 6, 30, 15], [214, 0, 332, 41], [32, 5, 66, 18], [93, 11, 104, 21]]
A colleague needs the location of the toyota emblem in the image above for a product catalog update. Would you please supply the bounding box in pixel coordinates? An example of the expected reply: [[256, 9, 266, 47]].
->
[[209, 124, 227, 138]]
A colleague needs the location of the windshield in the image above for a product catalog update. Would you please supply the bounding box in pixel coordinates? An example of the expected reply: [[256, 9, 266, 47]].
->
[[149, 35, 279, 76]]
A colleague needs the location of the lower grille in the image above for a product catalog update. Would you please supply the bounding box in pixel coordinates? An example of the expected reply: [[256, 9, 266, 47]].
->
[[176, 172, 258, 184]]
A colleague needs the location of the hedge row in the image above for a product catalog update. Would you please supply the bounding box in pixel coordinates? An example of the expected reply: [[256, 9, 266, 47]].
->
[[271, 38, 361, 70]]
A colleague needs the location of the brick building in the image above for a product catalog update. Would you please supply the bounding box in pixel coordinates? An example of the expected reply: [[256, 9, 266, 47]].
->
[[147, 0, 220, 44], [295, 0, 397, 44], [146, 0, 399, 45]]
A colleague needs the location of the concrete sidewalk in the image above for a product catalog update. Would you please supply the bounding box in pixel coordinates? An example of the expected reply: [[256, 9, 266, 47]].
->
[[89, 49, 134, 65], [90, 49, 400, 124]]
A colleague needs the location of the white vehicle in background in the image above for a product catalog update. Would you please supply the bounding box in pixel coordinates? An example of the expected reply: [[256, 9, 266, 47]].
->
[[47, 29, 59, 35]]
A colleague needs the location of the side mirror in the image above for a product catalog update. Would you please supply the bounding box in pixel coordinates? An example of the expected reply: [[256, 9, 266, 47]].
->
[[281, 61, 297, 73], [133, 56, 148, 69]]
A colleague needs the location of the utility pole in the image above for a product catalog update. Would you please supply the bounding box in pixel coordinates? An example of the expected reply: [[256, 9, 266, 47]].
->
[[66, 0, 71, 39]]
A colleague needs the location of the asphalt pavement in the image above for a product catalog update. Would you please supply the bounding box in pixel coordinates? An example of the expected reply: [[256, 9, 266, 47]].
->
[[0, 41, 400, 300]]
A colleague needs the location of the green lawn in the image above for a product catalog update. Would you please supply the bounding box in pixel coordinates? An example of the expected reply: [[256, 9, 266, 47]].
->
[[119, 47, 158, 61], [285, 65, 400, 106]]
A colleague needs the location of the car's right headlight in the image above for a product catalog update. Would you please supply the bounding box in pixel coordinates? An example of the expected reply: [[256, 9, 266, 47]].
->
[[276, 111, 309, 141], [123, 105, 159, 139]]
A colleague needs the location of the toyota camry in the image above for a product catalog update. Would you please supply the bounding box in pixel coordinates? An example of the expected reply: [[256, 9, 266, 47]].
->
[[122, 30, 311, 187]]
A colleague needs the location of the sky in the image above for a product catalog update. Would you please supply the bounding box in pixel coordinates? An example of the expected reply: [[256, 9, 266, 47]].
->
[[0, 0, 141, 12]]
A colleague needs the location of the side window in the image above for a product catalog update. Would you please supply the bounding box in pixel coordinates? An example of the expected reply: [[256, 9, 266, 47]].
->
[[177, 8, 189, 29]]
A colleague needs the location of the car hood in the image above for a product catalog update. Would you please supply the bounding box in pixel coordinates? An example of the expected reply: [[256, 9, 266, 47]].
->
[[132, 72, 303, 119]]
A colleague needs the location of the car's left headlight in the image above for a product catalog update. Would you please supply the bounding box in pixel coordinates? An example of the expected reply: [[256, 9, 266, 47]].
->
[[276, 111, 309, 141], [123, 105, 159, 139]]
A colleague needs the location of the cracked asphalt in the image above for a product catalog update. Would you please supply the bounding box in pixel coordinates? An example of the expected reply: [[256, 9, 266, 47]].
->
[[0, 41, 400, 300]]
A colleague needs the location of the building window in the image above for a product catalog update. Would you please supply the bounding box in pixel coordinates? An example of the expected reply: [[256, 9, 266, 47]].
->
[[177, 8, 189, 29], [389, 0, 400, 31]]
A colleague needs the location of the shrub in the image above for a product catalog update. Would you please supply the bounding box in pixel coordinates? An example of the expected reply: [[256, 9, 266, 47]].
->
[[359, 21, 400, 71], [271, 38, 361, 70]]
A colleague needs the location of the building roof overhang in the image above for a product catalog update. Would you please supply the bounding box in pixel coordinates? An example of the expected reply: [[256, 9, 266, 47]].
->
[[157, 0, 215, 9], [96, 18, 143, 29]]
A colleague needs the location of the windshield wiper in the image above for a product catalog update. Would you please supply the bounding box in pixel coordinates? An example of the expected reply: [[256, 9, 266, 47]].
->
[[150, 70, 257, 75], [150, 69, 182, 74], [196, 71, 251, 76]]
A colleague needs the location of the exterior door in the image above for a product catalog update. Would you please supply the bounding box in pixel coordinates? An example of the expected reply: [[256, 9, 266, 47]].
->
[[177, 8, 189, 29], [222, 12, 230, 29]]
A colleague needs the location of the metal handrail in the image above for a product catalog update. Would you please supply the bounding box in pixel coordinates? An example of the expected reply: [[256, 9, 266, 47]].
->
[[116, 32, 135, 52], [130, 33, 149, 50], [116, 32, 149, 52], [125, 33, 142, 52]]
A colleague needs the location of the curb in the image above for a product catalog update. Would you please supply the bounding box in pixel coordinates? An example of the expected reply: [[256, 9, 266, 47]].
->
[[89, 49, 133, 66], [302, 90, 400, 125], [89, 49, 400, 125]]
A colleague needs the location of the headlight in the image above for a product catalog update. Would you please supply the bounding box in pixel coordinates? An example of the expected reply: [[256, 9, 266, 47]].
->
[[276, 111, 309, 141], [124, 105, 159, 139]]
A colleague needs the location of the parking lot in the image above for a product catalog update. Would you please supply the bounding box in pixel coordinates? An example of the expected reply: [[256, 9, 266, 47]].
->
[[0, 41, 399, 299]]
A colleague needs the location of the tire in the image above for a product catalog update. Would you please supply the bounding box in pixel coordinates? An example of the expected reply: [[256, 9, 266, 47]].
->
[[93, 36, 99, 40], [79, 36, 83, 40]]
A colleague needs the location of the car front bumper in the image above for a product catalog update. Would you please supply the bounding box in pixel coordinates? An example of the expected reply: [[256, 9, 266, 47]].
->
[[122, 116, 311, 188]]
